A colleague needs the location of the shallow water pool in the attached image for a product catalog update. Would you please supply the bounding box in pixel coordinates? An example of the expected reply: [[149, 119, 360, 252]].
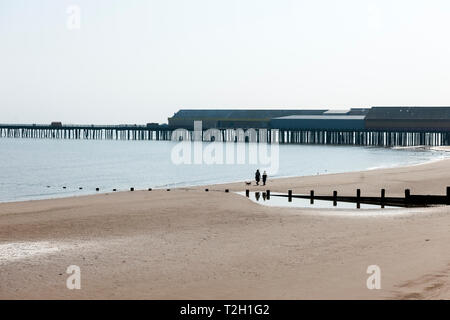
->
[[238, 191, 398, 210]]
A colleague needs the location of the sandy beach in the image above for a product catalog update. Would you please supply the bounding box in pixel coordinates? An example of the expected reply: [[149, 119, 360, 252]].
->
[[0, 159, 449, 300]]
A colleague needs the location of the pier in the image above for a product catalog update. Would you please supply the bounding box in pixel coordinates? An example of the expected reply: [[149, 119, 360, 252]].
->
[[0, 124, 172, 141], [1, 123, 449, 147], [1, 106, 450, 147]]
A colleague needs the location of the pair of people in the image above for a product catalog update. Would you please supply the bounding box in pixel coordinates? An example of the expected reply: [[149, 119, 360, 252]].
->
[[255, 169, 267, 186]]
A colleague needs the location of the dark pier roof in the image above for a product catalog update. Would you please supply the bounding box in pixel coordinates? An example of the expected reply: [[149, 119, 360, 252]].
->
[[365, 107, 450, 131], [168, 108, 370, 129], [170, 109, 327, 120], [366, 107, 450, 120], [168, 107, 450, 131]]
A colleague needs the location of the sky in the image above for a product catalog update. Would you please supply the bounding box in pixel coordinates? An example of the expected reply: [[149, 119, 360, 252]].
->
[[1, 0, 450, 124]]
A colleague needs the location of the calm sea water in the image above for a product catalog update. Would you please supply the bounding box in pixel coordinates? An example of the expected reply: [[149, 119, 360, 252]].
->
[[0, 139, 447, 203]]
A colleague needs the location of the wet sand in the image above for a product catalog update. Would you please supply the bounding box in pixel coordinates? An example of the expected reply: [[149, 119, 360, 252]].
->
[[0, 159, 449, 299]]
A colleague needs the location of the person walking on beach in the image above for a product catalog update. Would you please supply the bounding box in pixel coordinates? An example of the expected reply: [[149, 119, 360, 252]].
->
[[255, 169, 261, 185], [262, 170, 267, 186]]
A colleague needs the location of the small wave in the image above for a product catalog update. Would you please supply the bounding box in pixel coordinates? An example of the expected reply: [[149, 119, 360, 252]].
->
[[392, 145, 429, 150]]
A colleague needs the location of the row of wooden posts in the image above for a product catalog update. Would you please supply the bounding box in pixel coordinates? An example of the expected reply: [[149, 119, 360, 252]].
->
[[57, 186, 157, 192], [60, 186, 180, 192], [51, 186, 450, 207], [243, 187, 450, 207]]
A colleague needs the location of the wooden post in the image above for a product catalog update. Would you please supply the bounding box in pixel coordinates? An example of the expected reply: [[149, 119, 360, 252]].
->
[[356, 189, 361, 209], [246, 189, 250, 197], [288, 190, 292, 202], [405, 189, 410, 204], [447, 186, 450, 205], [266, 190, 270, 200]]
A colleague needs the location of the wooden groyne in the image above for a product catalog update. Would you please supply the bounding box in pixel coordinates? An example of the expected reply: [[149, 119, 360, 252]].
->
[[248, 187, 450, 207]]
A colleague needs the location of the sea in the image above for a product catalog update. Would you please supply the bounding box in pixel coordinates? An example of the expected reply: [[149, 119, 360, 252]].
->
[[0, 138, 447, 203]]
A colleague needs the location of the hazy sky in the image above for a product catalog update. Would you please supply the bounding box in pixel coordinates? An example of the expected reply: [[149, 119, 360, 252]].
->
[[1, 0, 450, 124]]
